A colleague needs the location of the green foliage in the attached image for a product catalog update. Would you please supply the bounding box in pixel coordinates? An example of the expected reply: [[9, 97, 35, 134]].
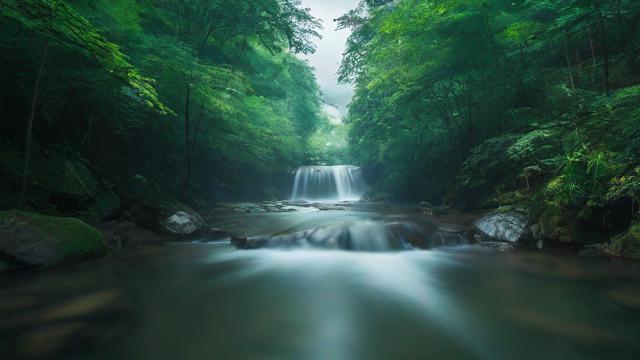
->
[[342, 0, 640, 208], [606, 168, 640, 204], [544, 148, 622, 207], [0, 0, 170, 114], [307, 119, 351, 165], [0, 0, 324, 202]]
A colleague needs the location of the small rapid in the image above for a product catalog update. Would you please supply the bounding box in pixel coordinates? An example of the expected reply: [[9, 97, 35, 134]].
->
[[291, 165, 368, 202]]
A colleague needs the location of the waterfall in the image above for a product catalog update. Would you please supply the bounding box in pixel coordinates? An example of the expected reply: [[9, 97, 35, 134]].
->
[[291, 165, 368, 202]]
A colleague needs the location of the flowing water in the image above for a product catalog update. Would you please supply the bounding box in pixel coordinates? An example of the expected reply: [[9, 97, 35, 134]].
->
[[291, 165, 368, 202], [1, 202, 640, 359]]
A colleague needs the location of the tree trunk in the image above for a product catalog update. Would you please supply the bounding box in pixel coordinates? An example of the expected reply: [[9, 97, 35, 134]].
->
[[596, 4, 610, 94], [564, 28, 576, 90], [180, 81, 192, 201], [18, 39, 50, 209], [615, 0, 630, 72], [586, 25, 597, 67]]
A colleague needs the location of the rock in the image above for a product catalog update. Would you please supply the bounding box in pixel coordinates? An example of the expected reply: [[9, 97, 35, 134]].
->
[[0, 210, 107, 270], [282, 200, 310, 207], [475, 209, 529, 243], [417, 201, 458, 215], [85, 189, 121, 222], [123, 201, 208, 240], [469, 241, 515, 253], [233, 220, 455, 252], [606, 224, 640, 260], [159, 211, 202, 236], [97, 221, 163, 249], [0, 147, 99, 208], [579, 243, 607, 258], [531, 223, 543, 240], [539, 204, 576, 243], [0, 146, 122, 219]]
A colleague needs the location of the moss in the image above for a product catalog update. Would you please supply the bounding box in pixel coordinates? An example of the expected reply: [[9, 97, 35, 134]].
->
[[30, 154, 99, 202], [538, 201, 578, 243], [0, 210, 107, 266], [71, 211, 100, 226], [0, 146, 99, 205], [606, 224, 640, 261], [86, 190, 121, 221]]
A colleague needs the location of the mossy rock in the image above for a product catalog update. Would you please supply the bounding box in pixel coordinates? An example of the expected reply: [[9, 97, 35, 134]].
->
[[606, 224, 640, 261], [538, 202, 577, 243], [85, 189, 122, 221], [0, 147, 99, 210], [0, 210, 107, 270]]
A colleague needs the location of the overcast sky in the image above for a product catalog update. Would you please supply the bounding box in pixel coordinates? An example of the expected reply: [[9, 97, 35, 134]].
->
[[300, 0, 360, 117]]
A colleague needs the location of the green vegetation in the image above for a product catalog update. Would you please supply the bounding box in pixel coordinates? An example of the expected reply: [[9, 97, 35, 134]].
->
[[606, 222, 640, 260], [1, 0, 640, 252], [341, 0, 640, 240], [0, 0, 324, 207], [0, 210, 107, 268]]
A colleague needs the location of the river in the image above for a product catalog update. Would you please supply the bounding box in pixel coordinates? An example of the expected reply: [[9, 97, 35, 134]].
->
[[1, 167, 640, 359], [1, 201, 640, 359]]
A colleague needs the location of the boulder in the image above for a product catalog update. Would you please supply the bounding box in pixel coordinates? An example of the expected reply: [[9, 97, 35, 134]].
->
[[159, 210, 205, 236], [0, 210, 107, 270], [97, 221, 163, 249], [469, 241, 515, 253], [0, 147, 99, 208], [579, 244, 608, 258], [123, 201, 208, 240], [86, 189, 122, 222], [606, 224, 640, 261], [538, 204, 577, 243], [475, 208, 529, 243], [0, 146, 121, 219]]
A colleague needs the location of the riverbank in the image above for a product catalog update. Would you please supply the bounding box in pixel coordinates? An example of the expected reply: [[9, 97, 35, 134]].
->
[[2, 196, 639, 273]]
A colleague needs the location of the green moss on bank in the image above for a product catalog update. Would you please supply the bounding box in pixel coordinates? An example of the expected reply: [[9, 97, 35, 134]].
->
[[0, 210, 107, 267], [607, 224, 640, 261]]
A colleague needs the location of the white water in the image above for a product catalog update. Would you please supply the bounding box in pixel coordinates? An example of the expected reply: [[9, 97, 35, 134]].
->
[[291, 165, 368, 202]]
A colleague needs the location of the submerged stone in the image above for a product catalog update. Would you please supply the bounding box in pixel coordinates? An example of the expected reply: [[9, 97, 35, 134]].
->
[[233, 219, 463, 252]]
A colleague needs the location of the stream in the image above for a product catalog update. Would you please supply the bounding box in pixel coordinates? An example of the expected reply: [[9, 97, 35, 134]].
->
[[1, 167, 640, 359]]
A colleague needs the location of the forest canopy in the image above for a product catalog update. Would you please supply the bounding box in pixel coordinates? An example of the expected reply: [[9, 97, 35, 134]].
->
[[0, 0, 326, 208], [341, 0, 640, 219]]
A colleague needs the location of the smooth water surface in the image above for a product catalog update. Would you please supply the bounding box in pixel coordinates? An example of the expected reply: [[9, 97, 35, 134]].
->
[[1, 204, 640, 360]]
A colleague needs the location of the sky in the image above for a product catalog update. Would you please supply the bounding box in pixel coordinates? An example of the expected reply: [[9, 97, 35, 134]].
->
[[300, 0, 360, 119]]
